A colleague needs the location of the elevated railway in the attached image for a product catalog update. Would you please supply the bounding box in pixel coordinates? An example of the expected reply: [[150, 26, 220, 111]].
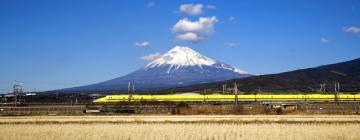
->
[[94, 94, 360, 103]]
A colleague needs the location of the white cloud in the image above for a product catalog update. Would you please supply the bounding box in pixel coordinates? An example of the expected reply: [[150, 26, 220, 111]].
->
[[227, 42, 237, 47], [172, 17, 218, 34], [134, 41, 150, 48], [343, 26, 360, 33], [140, 52, 162, 61], [320, 38, 329, 43], [171, 16, 218, 42], [179, 4, 203, 16], [207, 5, 216, 10], [228, 16, 235, 22], [147, 1, 155, 7], [176, 32, 201, 42]]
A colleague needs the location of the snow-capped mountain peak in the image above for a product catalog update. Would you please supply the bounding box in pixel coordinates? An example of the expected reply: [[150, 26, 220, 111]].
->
[[65, 46, 252, 91], [145, 46, 249, 74], [145, 46, 216, 69]]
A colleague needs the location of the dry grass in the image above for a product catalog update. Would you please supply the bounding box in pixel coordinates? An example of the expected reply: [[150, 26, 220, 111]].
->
[[1, 123, 360, 140], [0, 115, 360, 140], [1, 115, 360, 124]]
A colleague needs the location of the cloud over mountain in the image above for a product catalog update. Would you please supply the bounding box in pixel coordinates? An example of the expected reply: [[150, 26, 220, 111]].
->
[[172, 16, 218, 42], [179, 4, 203, 16], [140, 52, 162, 61], [135, 41, 150, 48], [343, 26, 360, 33], [320, 38, 329, 43]]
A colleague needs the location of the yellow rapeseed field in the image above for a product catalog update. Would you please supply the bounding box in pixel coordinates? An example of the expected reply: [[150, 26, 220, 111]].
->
[[0, 115, 360, 140]]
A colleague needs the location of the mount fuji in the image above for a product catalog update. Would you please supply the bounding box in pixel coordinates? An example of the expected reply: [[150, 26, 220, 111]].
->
[[64, 46, 251, 92]]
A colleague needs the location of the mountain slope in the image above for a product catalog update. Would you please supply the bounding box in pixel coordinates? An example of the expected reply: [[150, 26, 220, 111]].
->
[[169, 58, 360, 93], [63, 46, 251, 92]]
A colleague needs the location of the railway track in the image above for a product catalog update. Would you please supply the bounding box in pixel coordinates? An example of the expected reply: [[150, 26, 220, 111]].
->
[[94, 94, 360, 103]]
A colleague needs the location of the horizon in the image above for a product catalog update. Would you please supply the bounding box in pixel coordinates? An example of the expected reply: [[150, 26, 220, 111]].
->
[[1, 0, 360, 93]]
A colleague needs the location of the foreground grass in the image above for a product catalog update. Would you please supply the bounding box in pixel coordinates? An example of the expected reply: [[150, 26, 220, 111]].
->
[[1, 123, 359, 140], [0, 115, 360, 140], [1, 115, 360, 124]]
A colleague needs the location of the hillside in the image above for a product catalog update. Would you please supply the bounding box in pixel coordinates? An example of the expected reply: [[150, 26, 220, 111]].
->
[[169, 58, 360, 93]]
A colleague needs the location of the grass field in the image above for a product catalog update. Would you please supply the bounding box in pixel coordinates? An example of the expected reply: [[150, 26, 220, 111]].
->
[[0, 115, 360, 140]]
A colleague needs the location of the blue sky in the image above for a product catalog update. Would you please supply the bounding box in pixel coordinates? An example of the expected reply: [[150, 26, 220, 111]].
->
[[0, 0, 359, 93]]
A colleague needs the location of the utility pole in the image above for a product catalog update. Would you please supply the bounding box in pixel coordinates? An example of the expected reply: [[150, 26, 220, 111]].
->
[[128, 82, 131, 94], [222, 84, 226, 94], [320, 83, 326, 94], [13, 82, 18, 106], [334, 82, 337, 93], [13, 81, 22, 106], [132, 85, 135, 94], [234, 82, 238, 105], [128, 82, 132, 102], [334, 81, 340, 103]]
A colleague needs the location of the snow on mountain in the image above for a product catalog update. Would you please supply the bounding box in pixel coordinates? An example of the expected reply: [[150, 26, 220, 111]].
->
[[146, 46, 216, 68], [145, 46, 248, 74], [63, 46, 252, 92]]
